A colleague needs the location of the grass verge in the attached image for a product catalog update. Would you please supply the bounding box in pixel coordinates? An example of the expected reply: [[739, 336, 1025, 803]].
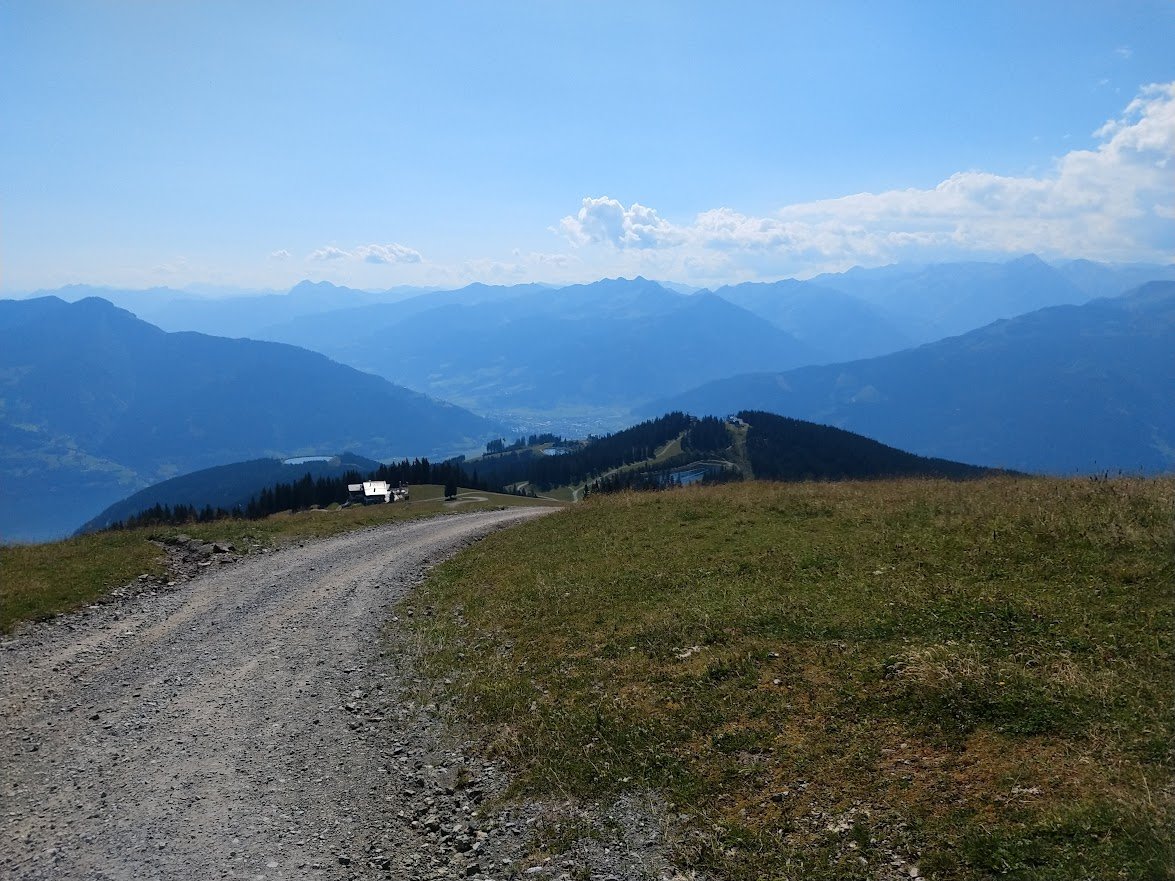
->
[[0, 530, 169, 633], [1, 485, 561, 634], [408, 477, 1174, 880]]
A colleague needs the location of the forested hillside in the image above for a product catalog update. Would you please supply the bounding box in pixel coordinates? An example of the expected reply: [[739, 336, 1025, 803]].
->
[[741, 410, 990, 480]]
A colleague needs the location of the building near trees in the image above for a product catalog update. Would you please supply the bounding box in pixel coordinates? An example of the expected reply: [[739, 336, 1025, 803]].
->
[[347, 481, 400, 504]]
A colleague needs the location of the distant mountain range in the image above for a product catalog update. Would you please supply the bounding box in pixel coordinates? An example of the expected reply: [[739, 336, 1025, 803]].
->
[[707, 255, 1172, 362], [6, 257, 1170, 540], [798, 254, 1083, 344], [254, 282, 555, 352], [0, 297, 496, 542], [712, 279, 914, 362], [33, 281, 440, 339], [648, 282, 1175, 475], [256, 277, 820, 417], [250, 257, 1170, 417], [21, 257, 1171, 432]]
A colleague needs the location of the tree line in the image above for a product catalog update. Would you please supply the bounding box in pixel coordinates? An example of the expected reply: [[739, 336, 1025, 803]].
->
[[105, 457, 489, 531], [108, 501, 241, 531], [682, 415, 731, 453], [739, 410, 988, 481]]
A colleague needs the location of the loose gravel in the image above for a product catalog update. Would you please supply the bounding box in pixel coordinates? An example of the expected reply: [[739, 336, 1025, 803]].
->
[[2, 507, 690, 881]]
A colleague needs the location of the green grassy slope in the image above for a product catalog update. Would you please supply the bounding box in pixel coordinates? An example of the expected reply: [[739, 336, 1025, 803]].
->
[[410, 477, 1174, 880], [1, 486, 561, 633]]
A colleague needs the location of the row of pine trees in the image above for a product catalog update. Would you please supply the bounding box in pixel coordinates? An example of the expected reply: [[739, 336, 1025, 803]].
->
[[106, 458, 488, 531]]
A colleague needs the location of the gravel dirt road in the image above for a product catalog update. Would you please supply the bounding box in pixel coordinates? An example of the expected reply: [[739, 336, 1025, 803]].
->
[[2, 508, 575, 881]]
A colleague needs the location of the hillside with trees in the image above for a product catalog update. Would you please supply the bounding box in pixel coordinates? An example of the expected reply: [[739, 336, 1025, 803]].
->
[[740, 410, 990, 481], [466, 413, 695, 491], [465, 410, 994, 497]]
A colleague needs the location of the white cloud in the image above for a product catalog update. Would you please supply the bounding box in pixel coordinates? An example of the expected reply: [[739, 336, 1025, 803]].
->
[[354, 243, 423, 264], [309, 246, 349, 261], [512, 249, 576, 269], [558, 196, 683, 249], [461, 249, 580, 281], [556, 82, 1175, 276], [269, 249, 291, 260], [307, 242, 424, 264]]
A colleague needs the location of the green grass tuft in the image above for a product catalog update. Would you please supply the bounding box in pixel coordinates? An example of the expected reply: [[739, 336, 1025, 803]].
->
[[1, 530, 168, 632]]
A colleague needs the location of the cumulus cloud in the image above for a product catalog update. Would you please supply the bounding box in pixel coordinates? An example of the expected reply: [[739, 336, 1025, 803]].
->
[[558, 196, 683, 249], [556, 82, 1175, 274], [269, 249, 291, 260]]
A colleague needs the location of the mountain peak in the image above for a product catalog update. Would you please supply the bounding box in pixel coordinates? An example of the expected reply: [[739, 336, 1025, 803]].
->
[[63, 296, 150, 327], [1007, 253, 1049, 269], [288, 280, 344, 294]]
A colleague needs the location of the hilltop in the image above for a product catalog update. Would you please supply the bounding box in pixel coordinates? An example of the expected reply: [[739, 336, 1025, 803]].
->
[[461, 410, 992, 499]]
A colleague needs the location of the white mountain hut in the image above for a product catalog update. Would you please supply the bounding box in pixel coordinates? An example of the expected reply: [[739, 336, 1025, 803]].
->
[[347, 481, 394, 505]]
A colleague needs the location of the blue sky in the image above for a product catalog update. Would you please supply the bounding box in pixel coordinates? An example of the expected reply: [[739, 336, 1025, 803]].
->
[[1, 1, 1172, 293]]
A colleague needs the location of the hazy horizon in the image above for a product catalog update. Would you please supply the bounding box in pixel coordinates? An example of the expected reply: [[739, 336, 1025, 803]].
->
[[8, 254, 1175, 303], [2, 2, 1173, 296]]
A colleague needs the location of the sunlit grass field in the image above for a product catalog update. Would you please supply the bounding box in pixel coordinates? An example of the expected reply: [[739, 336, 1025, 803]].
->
[[410, 477, 1174, 880], [1, 485, 561, 633]]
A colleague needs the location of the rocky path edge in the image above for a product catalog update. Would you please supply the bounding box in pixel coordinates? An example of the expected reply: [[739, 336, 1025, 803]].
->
[[1, 508, 689, 881]]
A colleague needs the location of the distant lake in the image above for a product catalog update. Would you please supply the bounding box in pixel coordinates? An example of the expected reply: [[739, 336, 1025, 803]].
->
[[673, 467, 709, 486], [657, 462, 730, 487]]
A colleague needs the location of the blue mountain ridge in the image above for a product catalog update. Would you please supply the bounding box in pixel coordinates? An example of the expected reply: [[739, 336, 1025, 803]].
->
[[645, 282, 1175, 475], [0, 297, 498, 541]]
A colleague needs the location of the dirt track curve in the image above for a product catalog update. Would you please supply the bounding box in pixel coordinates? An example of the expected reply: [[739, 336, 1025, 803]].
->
[[2, 508, 562, 881]]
